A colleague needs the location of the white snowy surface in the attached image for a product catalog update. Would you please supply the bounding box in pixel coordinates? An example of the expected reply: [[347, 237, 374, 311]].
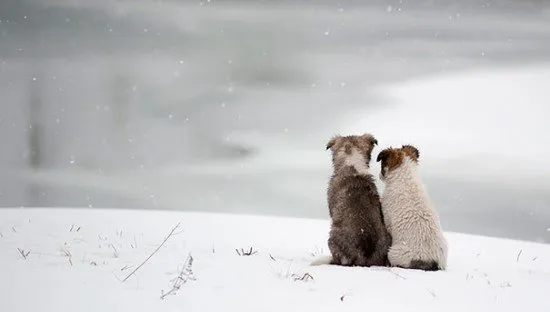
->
[[340, 64, 550, 186], [1, 208, 549, 312], [21, 64, 550, 198]]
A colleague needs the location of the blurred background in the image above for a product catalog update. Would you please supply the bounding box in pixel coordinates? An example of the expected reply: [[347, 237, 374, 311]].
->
[[1, 0, 550, 243]]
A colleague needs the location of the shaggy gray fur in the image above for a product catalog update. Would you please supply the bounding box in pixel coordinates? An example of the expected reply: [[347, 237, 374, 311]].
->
[[325, 134, 392, 267]]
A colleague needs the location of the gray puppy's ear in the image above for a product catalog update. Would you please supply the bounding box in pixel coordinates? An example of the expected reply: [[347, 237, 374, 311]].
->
[[361, 133, 378, 147], [326, 135, 340, 150]]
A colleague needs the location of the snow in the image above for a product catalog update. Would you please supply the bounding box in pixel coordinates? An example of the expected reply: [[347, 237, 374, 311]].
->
[[339, 64, 550, 186], [1, 208, 550, 312]]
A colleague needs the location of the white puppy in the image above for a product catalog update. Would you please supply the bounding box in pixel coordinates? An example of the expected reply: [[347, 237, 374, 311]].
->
[[376, 145, 448, 271]]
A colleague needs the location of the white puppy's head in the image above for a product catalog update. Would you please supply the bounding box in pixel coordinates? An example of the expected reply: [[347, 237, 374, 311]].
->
[[376, 144, 420, 181]]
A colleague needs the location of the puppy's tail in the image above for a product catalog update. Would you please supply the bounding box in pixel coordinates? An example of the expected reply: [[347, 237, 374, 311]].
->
[[310, 255, 333, 266], [409, 259, 440, 271]]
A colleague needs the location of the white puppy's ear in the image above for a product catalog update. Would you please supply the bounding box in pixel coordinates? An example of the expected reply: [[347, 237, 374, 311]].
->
[[376, 149, 390, 163], [401, 145, 419, 161]]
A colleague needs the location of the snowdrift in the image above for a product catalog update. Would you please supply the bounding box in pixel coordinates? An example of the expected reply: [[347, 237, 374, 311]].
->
[[1, 208, 549, 312]]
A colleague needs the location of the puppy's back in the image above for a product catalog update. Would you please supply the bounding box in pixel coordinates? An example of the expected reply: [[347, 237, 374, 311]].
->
[[328, 170, 391, 266]]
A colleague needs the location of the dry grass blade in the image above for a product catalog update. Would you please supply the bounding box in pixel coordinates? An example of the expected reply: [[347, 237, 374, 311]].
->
[[291, 272, 314, 282], [236, 247, 257, 256], [109, 244, 119, 258], [61, 247, 73, 266], [131, 236, 138, 249], [69, 224, 81, 232], [17, 248, 30, 260], [160, 254, 196, 300], [122, 222, 181, 283], [516, 249, 523, 262]]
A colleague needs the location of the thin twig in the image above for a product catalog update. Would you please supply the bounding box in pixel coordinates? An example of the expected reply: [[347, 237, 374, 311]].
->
[[269, 253, 276, 261], [516, 249, 523, 262], [122, 223, 181, 283], [386, 268, 407, 280]]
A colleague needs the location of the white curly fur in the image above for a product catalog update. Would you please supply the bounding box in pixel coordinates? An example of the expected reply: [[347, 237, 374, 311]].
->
[[380, 157, 448, 270]]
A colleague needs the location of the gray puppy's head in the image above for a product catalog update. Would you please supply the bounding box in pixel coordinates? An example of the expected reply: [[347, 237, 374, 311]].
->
[[326, 133, 378, 174]]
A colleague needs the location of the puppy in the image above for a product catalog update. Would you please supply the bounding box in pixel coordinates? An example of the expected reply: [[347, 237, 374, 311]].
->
[[312, 134, 391, 267], [376, 145, 448, 271]]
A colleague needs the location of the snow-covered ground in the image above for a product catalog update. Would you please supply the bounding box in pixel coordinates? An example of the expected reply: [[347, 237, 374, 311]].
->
[[1, 208, 549, 312]]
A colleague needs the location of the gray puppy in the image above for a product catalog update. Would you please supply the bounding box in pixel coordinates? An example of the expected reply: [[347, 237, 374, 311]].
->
[[313, 133, 391, 267]]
